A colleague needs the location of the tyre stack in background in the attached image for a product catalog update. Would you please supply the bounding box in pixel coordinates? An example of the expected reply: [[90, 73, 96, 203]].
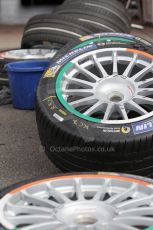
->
[[21, 0, 131, 49], [1, 0, 131, 89]]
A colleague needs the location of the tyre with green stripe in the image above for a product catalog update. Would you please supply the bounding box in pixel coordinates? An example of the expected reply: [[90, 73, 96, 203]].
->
[[54, 32, 153, 61], [36, 33, 153, 176], [21, 14, 93, 49]]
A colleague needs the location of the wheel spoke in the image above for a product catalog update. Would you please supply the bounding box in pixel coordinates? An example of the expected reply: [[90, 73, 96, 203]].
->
[[64, 74, 94, 88], [83, 101, 105, 116], [107, 222, 139, 230], [75, 63, 100, 82], [123, 53, 137, 77], [119, 207, 153, 217], [116, 194, 153, 210], [112, 51, 118, 74], [69, 96, 96, 108], [127, 100, 148, 115], [93, 179, 110, 201], [21, 190, 59, 208], [21, 221, 63, 230], [47, 183, 71, 204], [103, 103, 115, 120], [134, 95, 153, 105], [6, 202, 52, 215], [62, 89, 93, 97], [74, 178, 85, 200], [92, 54, 108, 78], [106, 184, 137, 205], [117, 104, 128, 120], [7, 214, 53, 226], [138, 88, 153, 96], [137, 78, 153, 87], [113, 216, 153, 227], [131, 62, 153, 81]]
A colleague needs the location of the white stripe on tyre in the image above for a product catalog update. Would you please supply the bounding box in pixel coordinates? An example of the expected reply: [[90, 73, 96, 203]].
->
[[78, 18, 116, 32], [25, 27, 82, 37], [85, 3, 129, 26]]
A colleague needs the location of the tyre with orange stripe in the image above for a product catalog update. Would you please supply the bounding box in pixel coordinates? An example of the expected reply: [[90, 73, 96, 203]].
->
[[36, 33, 153, 176], [0, 172, 153, 229]]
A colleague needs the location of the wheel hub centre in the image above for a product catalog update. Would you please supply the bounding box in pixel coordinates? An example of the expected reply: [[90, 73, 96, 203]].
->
[[56, 202, 116, 225], [95, 76, 135, 103]]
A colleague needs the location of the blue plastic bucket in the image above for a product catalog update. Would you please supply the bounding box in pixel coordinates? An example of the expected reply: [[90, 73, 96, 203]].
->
[[6, 60, 50, 109]]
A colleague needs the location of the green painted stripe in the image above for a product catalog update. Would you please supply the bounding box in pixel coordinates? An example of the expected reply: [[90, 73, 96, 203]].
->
[[73, 37, 134, 50], [56, 62, 101, 123], [144, 227, 153, 230]]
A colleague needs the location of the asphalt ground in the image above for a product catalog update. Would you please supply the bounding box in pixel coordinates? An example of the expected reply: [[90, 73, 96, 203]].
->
[[0, 105, 60, 190]]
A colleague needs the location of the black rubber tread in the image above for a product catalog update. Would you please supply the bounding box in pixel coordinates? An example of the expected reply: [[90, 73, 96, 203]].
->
[[64, 0, 131, 24], [21, 0, 32, 6], [55, 5, 127, 33], [36, 93, 153, 176], [36, 34, 153, 176], [24, 13, 92, 34], [0, 73, 9, 86], [21, 15, 93, 48], [47, 148, 153, 172], [39, 118, 153, 173], [53, 38, 80, 61], [47, 150, 153, 178], [65, 0, 128, 14], [22, 31, 85, 49], [24, 14, 93, 35], [62, 0, 131, 31]]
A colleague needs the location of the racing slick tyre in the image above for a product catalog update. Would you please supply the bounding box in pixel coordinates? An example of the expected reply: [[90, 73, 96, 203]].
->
[[36, 33, 153, 176], [21, 14, 93, 49], [65, 0, 127, 13], [0, 172, 153, 229], [62, 0, 131, 33], [24, 14, 93, 33], [0, 48, 56, 86], [55, 5, 126, 33]]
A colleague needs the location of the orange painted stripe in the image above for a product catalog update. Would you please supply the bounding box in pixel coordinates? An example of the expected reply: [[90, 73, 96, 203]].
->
[[9, 174, 150, 194], [127, 48, 153, 59]]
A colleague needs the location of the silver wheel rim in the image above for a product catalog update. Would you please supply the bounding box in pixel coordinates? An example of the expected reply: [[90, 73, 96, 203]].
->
[[0, 173, 153, 229], [0, 49, 58, 59], [57, 47, 153, 124]]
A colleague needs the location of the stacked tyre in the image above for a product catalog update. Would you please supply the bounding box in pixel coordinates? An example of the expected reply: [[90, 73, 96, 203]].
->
[[21, 14, 93, 49], [36, 33, 153, 177], [1, 0, 131, 86], [21, 0, 131, 49]]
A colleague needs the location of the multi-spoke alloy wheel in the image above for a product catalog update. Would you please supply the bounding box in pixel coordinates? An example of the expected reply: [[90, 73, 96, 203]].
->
[[36, 34, 153, 174], [0, 48, 57, 86], [0, 49, 57, 60], [58, 48, 153, 124], [0, 173, 153, 230]]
